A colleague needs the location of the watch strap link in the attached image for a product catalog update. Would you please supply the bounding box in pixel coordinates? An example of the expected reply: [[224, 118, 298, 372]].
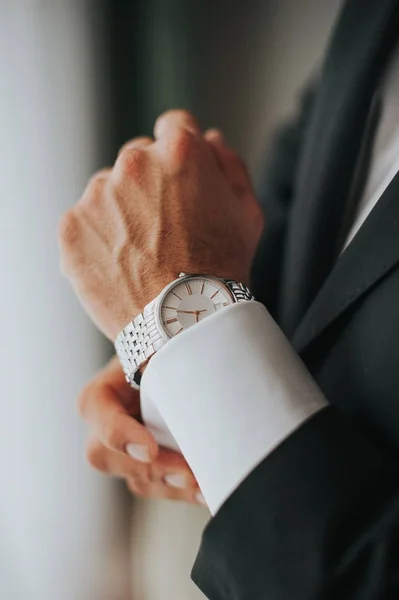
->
[[115, 306, 164, 387], [224, 279, 255, 302]]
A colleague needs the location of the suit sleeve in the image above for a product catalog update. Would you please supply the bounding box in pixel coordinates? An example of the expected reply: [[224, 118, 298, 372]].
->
[[192, 406, 399, 599]]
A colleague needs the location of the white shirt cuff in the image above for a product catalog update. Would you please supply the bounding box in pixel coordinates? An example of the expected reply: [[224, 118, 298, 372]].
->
[[140, 301, 328, 514]]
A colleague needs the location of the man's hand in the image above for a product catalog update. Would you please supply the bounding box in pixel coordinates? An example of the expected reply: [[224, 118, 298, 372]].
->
[[79, 355, 204, 503], [58, 110, 264, 340]]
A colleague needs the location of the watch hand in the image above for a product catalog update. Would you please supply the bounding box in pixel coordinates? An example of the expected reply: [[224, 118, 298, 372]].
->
[[177, 309, 209, 315]]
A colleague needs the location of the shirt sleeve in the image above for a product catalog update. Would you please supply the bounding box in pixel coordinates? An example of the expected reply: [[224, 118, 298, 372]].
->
[[140, 301, 328, 515]]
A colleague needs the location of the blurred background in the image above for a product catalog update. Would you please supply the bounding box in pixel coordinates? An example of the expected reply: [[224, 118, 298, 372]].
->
[[0, 1, 341, 598]]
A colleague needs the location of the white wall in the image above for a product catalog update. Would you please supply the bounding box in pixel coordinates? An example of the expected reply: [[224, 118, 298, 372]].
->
[[0, 3, 131, 599]]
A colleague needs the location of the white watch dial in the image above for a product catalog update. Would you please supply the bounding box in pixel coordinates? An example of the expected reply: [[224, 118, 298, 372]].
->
[[160, 277, 234, 337]]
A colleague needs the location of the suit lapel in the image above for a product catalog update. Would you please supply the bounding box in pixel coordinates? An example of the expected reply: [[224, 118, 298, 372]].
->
[[292, 171, 399, 353], [279, 0, 399, 337]]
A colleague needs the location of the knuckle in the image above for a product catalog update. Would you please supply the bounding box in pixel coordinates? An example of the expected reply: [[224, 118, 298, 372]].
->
[[85, 171, 107, 202], [169, 128, 197, 165], [127, 477, 147, 497], [57, 209, 79, 249], [127, 463, 151, 483], [177, 108, 195, 120], [86, 440, 107, 472], [117, 147, 147, 180], [161, 108, 194, 123], [118, 137, 152, 155], [154, 109, 174, 132]]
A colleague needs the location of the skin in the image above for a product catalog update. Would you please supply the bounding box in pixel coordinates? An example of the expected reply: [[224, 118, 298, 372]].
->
[[59, 110, 264, 504]]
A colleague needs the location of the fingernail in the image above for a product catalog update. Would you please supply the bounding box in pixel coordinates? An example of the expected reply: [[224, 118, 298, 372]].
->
[[126, 443, 151, 463], [195, 491, 207, 506], [207, 128, 224, 141], [164, 473, 187, 489]]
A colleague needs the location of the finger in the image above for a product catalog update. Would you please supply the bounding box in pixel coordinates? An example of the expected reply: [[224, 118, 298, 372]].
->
[[153, 447, 198, 490], [78, 168, 111, 205], [91, 355, 140, 409], [78, 357, 158, 461], [204, 128, 253, 198], [117, 136, 153, 158], [86, 441, 196, 487], [86, 437, 152, 481], [126, 476, 207, 505], [154, 109, 201, 139], [112, 137, 152, 184]]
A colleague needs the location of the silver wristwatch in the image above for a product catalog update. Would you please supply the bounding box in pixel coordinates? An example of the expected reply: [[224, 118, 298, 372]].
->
[[114, 273, 255, 388]]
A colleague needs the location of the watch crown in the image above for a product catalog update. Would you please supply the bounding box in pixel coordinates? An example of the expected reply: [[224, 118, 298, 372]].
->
[[178, 272, 186, 278]]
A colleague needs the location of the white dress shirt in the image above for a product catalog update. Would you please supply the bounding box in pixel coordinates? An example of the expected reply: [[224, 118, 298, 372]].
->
[[141, 45, 399, 515]]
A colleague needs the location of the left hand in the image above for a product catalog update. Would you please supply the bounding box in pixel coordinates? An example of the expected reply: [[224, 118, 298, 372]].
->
[[58, 110, 264, 340], [78, 355, 203, 504]]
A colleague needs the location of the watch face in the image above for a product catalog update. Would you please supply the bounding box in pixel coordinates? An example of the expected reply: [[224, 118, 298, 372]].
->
[[159, 276, 234, 337]]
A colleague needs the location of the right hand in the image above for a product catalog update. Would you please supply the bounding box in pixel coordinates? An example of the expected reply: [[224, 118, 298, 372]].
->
[[58, 116, 263, 341], [78, 355, 205, 505]]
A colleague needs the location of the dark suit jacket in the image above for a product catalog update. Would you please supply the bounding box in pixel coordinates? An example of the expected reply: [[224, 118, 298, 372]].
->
[[192, 1, 399, 598]]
